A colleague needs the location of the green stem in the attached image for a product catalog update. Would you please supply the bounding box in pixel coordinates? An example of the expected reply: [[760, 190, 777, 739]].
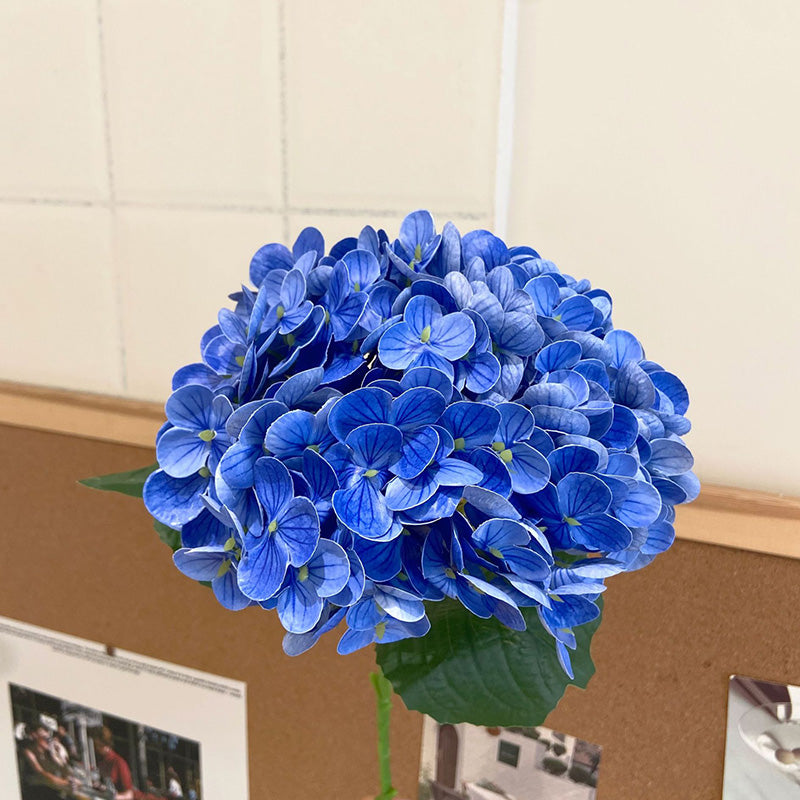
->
[[371, 669, 398, 800]]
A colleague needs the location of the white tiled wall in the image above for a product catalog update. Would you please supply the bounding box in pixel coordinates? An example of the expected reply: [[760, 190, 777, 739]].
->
[[2, 0, 799, 493], [0, 0, 505, 405]]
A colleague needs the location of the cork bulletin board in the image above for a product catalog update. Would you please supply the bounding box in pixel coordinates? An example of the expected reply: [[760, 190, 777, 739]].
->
[[2, 421, 800, 799]]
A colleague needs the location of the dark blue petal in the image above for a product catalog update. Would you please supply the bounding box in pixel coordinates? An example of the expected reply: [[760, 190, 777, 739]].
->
[[557, 472, 612, 517], [384, 472, 439, 511], [274, 367, 324, 407], [328, 387, 393, 441], [213, 568, 251, 611], [569, 514, 632, 551], [293, 226, 324, 261], [345, 423, 403, 470], [265, 409, 314, 457], [341, 249, 381, 291], [615, 361, 656, 409], [157, 428, 209, 478], [614, 480, 662, 527], [276, 497, 320, 566], [548, 445, 600, 483], [238, 535, 290, 600], [392, 387, 447, 432], [600, 404, 639, 450], [535, 340, 582, 373], [468, 449, 512, 497], [253, 456, 294, 520], [506, 443, 551, 493], [497, 402, 535, 445], [442, 401, 501, 451], [605, 329, 644, 369], [392, 426, 439, 480], [165, 384, 214, 430], [333, 480, 393, 539], [647, 438, 694, 475]]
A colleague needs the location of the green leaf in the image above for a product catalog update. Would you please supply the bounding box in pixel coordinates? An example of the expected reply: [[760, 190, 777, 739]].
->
[[153, 520, 182, 552], [375, 598, 602, 727], [79, 463, 158, 497]]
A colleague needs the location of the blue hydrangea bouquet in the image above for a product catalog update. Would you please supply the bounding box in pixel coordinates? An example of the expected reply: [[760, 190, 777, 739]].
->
[[84, 210, 697, 799]]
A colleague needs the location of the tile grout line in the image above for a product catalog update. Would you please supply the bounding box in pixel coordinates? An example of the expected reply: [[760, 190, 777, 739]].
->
[[493, 0, 520, 242], [96, 0, 128, 393], [277, 0, 290, 242], [0, 197, 486, 221]]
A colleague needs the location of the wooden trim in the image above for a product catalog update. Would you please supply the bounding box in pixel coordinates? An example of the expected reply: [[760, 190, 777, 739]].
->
[[1, 381, 799, 557]]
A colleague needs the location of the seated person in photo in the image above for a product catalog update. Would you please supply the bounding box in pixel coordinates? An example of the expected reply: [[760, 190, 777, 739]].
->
[[57, 723, 80, 763], [90, 726, 134, 800], [19, 724, 75, 800], [165, 767, 183, 799]]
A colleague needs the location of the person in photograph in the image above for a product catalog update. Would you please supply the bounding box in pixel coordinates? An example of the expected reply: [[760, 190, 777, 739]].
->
[[19, 724, 75, 800], [166, 766, 183, 798], [57, 722, 79, 763], [90, 726, 134, 800], [49, 728, 70, 769]]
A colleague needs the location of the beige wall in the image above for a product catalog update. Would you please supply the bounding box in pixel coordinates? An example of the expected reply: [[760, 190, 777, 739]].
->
[[509, 0, 800, 494], [1, 0, 798, 494]]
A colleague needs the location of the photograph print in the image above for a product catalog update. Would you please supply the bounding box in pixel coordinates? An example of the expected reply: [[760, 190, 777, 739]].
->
[[419, 716, 601, 800], [10, 683, 201, 800], [724, 675, 800, 799]]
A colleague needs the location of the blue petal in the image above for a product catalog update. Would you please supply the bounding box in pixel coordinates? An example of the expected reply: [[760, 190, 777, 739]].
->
[[467, 449, 512, 497], [462, 486, 521, 520], [265, 409, 314, 458], [402, 485, 462, 523], [213, 568, 251, 611], [328, 387, 393, 441], [494, 312, 543, 356], [165, 384, 214, 430], [250, 242, 293, 285], [442, 401, 501, 451], [293, 226, 324, 261], [647, 438, 694, 475], [352, 536, 403, 581], [253, 456, 294, 520], [558, 472, 612, 517], [157, 428, 209, 478], [650, 370, 690, 415], [505, 547, 551, 582], [181, 509, 230, 548], [615, 361, 656, 409], [524, 274, 560, 315], [305, 539, 350, 597], [378, 321, 419, 369], [302, 448, 339, 502], [535, 340, 582, 373], [600, 404, 639, 450], [327, 550, 365, 606], [531, 405, 591, 436], [569, 514, 632, 551], [341, 249, 381, 290], [614, 480, 662, 527], [399, 365, 454, 399], [333, 480, 393, 539], [373, 585, 426, 622], [276, 496, 320, 566], [237, 535, 290, 600], [399, 209, 435, 249], [522, 383, 577, 409], [497, 402, 535, 445], [143, 469, 207, 527], [605, 329, 644, 369], [462, 229, 508, 269], [403, 295, 442, 337], [436, 458, 483, 486], [280, 268, 307, 309], [472, 518, 530, 551], [217, 441, 260, 490], [278, 580, 324, 634], [393, 426, 439, 480], [384, 472, 439, 511], [392, 387, 447, 432], [642, 521, 675, 555], [506, 443, 551, 493], [463, 350, 501, 394], [274, 367, 324, 407], [345, 423, 403, 470], [492, 352, 525, 399], [548, 445, 600, 483], [554, 295, 595, 331], [173, 547, 225, 581], [337, 626, 377, 654], [331, 292, 368, 341]]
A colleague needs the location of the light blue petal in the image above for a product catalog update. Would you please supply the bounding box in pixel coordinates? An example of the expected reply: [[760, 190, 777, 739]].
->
[[399, 365, 454, 399], [462, 486, 521, 519], [614, 480, 662, 527], [600, 405, 639, 450], [292, 226, 324, 261], [524, 274, 560, 315], [495, 312, 543, 356], [464, 350, 501, 394], [302, 448, 339, 502], [642, 521, 675, 555], [337, 626, 378, 655], [497, 402, 535, 445], [467, 449, 512, 498], [531, 405, 591, 436], [330, 292, 368, 341], [218, 441, 260, 490], [472, 518, 530, 551], [374, 585, 426, 622], [522, 383, 577, 409], [399, 209, 435, 249], [305, 539, 350, 597], [250, 242, 293, 285], [280, 268, 307, 309], [554, 294, 595, 331], [274, 367, 324, 408], [505, 546, 551, 582], [327, 550, 365, 606], [548, 445, 600, 483], [462, 229, 508, 270]]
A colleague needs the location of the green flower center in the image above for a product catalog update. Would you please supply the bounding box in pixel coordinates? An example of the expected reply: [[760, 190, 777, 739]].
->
[[563, 516, 581, 527], [198, 429, 216, 442], [276, 304, 285, 320], [444, 568, 456, 580], [284, 333, 295, 346], [499, 448, 513, 463], [235, 355, 245, 367], [420, 325, 432, 343], [223, 536, 237, 552], [364, 468, 379, 478], [453, 437, 466, 451], [491, 441, 505, 452], [489, 547, 504, 559], [298, 565, 309, 582], [268, 520, 278, 533], [414, 244, 422, 261], [198, 466, 211, 478], [216, 560, 231, 578], [375, 621, 387, 640]]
